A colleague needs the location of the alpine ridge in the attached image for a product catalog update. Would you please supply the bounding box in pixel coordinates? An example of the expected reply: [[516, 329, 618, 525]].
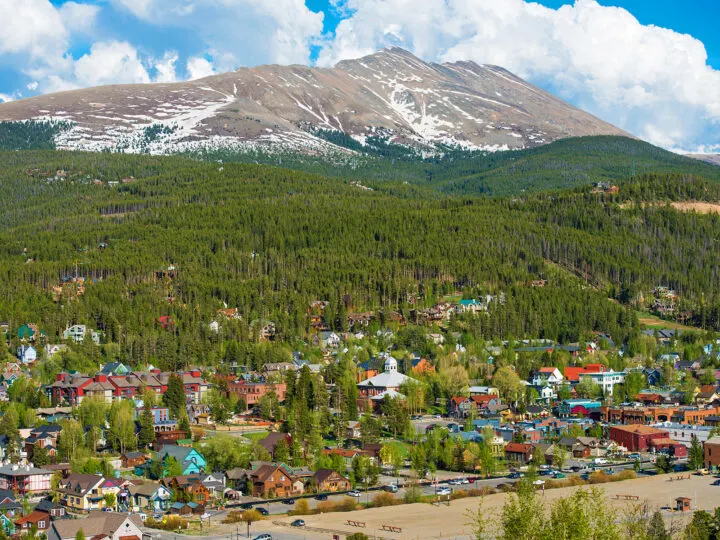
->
[[0, 47, 627, 155]]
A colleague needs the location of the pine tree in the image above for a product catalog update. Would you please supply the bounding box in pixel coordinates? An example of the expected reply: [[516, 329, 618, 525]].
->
[[647, 510, 670, 540], [163, 374, 186, 419], [688, 435, 704, 470], [139, 404, 156, 449]]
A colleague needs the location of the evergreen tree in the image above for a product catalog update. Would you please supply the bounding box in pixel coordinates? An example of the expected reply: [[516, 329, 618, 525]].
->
[[688, 435, 704, 470], [139, 403, 156, 449], [163, 374, 186, 419]]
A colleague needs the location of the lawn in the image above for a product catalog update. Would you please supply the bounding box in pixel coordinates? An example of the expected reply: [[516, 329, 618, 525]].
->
[[243, 430, 270, 443], [636, 311, 700, 331]]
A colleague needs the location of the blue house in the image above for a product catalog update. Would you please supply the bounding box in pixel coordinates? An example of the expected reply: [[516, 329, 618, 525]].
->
[[17, 345, 37, 364], [158, 445, 206, 475]]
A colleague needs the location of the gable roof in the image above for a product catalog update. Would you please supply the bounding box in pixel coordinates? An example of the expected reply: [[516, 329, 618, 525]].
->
[[504, 443, 534, 454], [50, 512, 142, 539]]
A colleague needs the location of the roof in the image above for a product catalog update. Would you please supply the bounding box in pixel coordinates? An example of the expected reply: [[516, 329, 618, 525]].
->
[[564, 367, 586, 382], [313, 469, 346, 484], [15, 510, 49, 526], [50, 512, 142, 539], [504, 443, 533, 454], [358, 370, 411, 389], [611, 425, 666, 436], [0, 464, 52, 477]]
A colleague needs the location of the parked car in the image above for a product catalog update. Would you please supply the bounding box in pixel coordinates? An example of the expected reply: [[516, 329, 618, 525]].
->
[[256, 508, 269, 516], [436, 487, 451, 496], [282, 499, 295, 505], [712, 479, 720, 486], [593, 458, 608, 465], [315, 494, 328, 500], [434, 414, 442, 419], [509, 472, 524, 479], [384, 484, 399, 493], [102, 508, 113, 512], [152, 513, 163, 520], [291, 519, 306, 527], [448, 479, 462, 485], [348, 490, 362, 497], [539, 469, 554, 476], [552, 472, 566, 479], [253, 535, 272, 540]]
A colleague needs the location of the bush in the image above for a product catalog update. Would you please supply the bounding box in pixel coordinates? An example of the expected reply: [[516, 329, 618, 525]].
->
[[347, 534, 370, 540], [403, 484, 423, 503], [291, 499, 311, 515], [144, 516, 189, 531], [610, 470, 636, 482], [371, 492, 399, 507], [338, 497, 360, 512], [315, 501, 335, 514], [588, 471, 610, 484], [222, 511, 244, 524]]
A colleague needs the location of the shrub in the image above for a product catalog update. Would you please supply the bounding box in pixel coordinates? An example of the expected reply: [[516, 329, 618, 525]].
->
[[588, 471, 610, 484], [347, 534, 370, 540], [610, 470, 636, 482], [371, 492, 399, 507], [338, 497, 360, 511], [403, 484, 423, 503], [315, 501, 335, 514], [291, 498, 311, 515], [144, 516, 189, 531], [222, 511, 244, 524], [450, 489, 469, 500]]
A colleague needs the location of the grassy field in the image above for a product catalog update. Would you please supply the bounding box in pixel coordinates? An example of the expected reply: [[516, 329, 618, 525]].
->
[[243, 431, 270, 443], [636, 311, 701, 331]]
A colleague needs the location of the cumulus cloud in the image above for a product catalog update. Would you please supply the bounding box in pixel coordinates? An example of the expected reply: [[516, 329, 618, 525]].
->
[[319, 0, 720, 151], [59, 1, 101, 34], [154, 51, 179, 83], [112, 0, 324, 66], [186, 56, 216, 80], [0, 0, 67, 58]]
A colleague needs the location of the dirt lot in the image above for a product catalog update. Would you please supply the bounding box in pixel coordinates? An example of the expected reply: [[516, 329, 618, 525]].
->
[[670, 201, 720, 214], [266, 474, 718, 539]]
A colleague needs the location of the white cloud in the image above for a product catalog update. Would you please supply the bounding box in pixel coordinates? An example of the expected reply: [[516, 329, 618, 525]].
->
[[59, 1, 101, 34], [154, 51, 179, 83], [26, 82, 38, 91], [0, 93, 19, 103], [319, 0, 720, 150], [111, 0, 324, 66], [186, 56, 216, 80], [0, 0, 67, 58]]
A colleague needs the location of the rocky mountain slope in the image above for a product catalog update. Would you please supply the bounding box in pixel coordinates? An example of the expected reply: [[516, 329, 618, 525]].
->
[[0, 47, 627, 155], [687, 154, 720, 166]]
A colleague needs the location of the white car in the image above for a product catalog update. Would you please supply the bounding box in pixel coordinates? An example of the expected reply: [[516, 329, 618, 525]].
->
[[593, 458, 608, 465], [348, 490, 362, 497], [436, 487, 451, 496]]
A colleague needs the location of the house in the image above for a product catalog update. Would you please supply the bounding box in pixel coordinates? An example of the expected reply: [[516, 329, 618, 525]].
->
[[157, 445, 206, 475], [129, 482, 171, 512], [46, 511, 143, 540], [319, 331, 341, 348], [228, 380, 287, 409], [357, 356, 414, 408], [15, 510, 51, 533], [0, 514, 14, 536], [346, 421, 361, 440], [62, 325, 101, 344], [121, 452, 148, 469], [169, 501, 204, 515], [581, 370, 626, 396], [530, 367, 564, 386], [0, 464, 52, 495], [35, 499, 66, 520], [258, 433, 292, 459], [247, 464, 295, 498], [163, 475, 210, 504], [609, 425, 686, 456], [558, 399, 602, 418], [704, 435, 720, 468], [312, 469, 351, 493], [58, 474, 106, 511], [17, 345, 37, 364], [99, 362, 131, 376], [504, 443, 534, 464]]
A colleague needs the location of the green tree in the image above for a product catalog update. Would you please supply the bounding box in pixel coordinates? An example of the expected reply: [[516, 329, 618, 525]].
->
[[32, 444, 50, 466], [75, 529, 85, 540], [57, 419, 85, 462], [139, 403, 156, 449], [623, 371, 645, 402], [575, 377, 600, 399], [163, 374, 186, 419], [108, 400, 137, 454], [360, 413, 381, 444], [647, 510, 670, 540], [655, 454, 675, 474], [78, 396, 108, 451], [103, 492, 116, 509], [553, 445, 568, 471], [164, 456, 183, 477], [688, 435, 704, 470]]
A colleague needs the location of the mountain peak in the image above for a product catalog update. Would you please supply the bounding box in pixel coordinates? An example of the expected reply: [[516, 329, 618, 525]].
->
[[0, 48, 626, 155]]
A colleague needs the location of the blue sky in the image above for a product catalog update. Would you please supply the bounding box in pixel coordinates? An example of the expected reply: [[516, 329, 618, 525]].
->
[[1, 0, 718, 151]]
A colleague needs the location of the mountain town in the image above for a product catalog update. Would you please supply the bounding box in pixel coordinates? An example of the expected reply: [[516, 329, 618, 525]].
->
[[1, 287, 720, 539]]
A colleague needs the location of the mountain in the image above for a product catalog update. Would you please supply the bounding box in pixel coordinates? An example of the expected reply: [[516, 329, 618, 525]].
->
[[687, 154, 720, 166], [0, 48, 626, 155]]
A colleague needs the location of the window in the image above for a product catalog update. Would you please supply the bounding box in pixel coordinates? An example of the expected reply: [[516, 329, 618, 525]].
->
[[38, 521, 45, 529]]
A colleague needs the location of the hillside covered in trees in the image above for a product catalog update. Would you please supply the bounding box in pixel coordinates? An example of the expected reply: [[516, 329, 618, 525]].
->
[[1, 149, 720, 372]]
